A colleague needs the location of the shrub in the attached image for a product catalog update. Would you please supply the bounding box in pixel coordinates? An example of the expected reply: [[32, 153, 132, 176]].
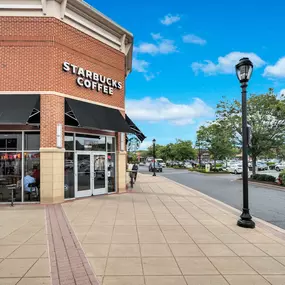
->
[[172, 165, 185, 169], [278, 170, 285, 185], [188, 168, 229, 174], [251, 174, 276, 182]]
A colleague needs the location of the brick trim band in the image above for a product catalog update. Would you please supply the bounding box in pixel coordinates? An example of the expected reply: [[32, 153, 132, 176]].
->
[[46, 205, 100, 285]]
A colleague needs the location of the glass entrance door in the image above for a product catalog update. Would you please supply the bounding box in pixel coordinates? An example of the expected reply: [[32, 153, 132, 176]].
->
[[76, 153, 91, 197], [92, 154, 107, 195], [75, 152, 107, 197]]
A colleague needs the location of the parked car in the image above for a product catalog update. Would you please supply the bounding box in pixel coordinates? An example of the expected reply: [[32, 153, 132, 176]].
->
[[275, 162, 285, 171], [156, 159, 166, 168], [227, 163, 243, 174], [256, 162, 269, 171], [184, 162, 193, 168], [149, 162, 163, 172]]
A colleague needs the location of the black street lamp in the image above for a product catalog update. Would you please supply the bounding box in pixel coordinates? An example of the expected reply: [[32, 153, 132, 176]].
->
[[152, 138, 156, 177], [235, 57, 255, 229]]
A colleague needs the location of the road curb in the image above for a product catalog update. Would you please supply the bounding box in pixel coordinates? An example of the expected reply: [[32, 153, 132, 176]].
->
[[159, 174, 285, 237], [236, 179, 285, 192]]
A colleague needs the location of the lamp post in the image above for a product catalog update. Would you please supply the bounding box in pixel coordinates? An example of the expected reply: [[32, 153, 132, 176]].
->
[[235, 57, 255, 229], [152, 138, 156, 177]]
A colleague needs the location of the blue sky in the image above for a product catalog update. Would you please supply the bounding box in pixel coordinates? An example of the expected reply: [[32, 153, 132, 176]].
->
[[86, 0, 285, 149]]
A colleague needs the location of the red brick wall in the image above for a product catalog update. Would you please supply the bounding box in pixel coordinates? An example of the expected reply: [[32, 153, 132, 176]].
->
[[40, 95, 64, 148], [0, 17, 126, 109]]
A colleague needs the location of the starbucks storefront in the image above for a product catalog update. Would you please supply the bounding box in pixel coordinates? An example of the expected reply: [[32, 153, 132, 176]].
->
[[0, 0, 139, 203]]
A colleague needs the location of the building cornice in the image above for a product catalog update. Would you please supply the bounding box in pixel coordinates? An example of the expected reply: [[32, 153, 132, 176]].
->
[[0, 0, 133, 75]]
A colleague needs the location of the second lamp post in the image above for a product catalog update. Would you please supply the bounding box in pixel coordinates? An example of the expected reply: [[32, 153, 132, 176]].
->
[[235, 57, 255, 229], [152, 138, 156, 176]]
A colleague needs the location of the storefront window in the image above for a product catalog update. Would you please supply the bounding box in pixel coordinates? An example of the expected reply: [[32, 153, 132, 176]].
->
[[107, 137, 115, 152], [64, 152, 74, 199], [76, 135, 106, 151], [0, 133, 22, 151], [65, 133, 74, 150], [0, 152, 22, 202], [23, 152, 40, 202], [24, 132, 40, 150], [107, 153, 116, 193]]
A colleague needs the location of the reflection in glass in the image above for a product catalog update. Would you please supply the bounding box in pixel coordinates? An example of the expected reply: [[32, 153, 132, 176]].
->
[[0, 152, 22, 202], [77, 154, 90, 191], [94, 155, 105, 190], [65, 152, 74, 198], [24, 152, 40, 202], [24, 132, 40, 150], [107, 153, 116, 192], [107, 137, 115, 152], [0, 133, 22, 151], [65, 133, 74, 150], [76, 135, 106, 151]]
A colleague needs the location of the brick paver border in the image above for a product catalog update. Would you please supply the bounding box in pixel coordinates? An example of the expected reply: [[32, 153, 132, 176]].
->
[[46, 204, 100, 285]]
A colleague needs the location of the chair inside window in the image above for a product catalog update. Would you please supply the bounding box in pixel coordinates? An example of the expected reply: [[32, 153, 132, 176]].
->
[[25, 183, 39, 201]]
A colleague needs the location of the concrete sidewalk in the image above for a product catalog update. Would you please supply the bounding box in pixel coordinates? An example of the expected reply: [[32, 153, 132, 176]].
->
[[0, 205, 50, 285], [62, 174, 285, 285], [1, 173, 285, 285]]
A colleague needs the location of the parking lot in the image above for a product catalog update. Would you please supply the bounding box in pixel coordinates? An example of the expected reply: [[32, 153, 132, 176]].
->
[[249, 169, 280, 179]]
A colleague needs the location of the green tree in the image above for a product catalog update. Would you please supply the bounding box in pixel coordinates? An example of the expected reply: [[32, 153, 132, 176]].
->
[[127, 152, 138, 163], [172, 139, 197, 162], [197, 122, 236, 168], [141, 140, 196, 164], [216, 88, 285, 174]]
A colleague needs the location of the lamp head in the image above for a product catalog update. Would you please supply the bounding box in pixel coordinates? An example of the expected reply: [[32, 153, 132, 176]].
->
[[235, 57, 253, 83]]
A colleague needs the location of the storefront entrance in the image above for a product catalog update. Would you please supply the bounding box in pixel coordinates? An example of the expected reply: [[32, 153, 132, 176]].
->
[[75, 152, 107, 197]]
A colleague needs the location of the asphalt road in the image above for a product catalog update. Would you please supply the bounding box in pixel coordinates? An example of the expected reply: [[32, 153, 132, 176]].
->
[[139, 166, 285, 229]]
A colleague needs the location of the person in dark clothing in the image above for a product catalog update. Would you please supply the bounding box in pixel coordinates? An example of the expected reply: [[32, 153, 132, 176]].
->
[[32, 165, 40, 188], [132, 163, 138, 182]]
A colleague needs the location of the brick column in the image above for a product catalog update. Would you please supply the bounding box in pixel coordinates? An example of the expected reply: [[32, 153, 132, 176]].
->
[[40, 94, 65, 204]]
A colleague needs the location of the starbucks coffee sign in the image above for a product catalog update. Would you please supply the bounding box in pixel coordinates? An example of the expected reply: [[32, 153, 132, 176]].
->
[[62, 62, 123, 95]]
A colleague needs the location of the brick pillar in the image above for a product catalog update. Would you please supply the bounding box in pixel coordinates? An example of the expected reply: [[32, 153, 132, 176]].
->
[[40, 94, 65, 204]]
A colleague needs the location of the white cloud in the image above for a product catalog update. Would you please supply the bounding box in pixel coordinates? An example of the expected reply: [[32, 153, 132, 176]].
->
[[279, 89, 285, 99], [144, 73, 155, 81], [160, 14, 181, 26], [263, 57, 285, 78], [132, 58, 156, 81], [151, 33, 162, 40], [134, 39, 177, 55], [192, 52, 265, 75], [126, 97, 214, 126], [183, 34, 206, 45], [139, 140, 153, 150], [132, 58, 149, 73]]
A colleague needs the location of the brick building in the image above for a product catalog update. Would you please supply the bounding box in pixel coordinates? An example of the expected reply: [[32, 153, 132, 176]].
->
[[0, 0, 139, 203]]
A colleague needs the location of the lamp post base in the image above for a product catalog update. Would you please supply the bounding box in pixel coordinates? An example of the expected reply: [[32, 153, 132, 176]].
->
[[237, 209, 255, 229], [153, 173, 156, 177]]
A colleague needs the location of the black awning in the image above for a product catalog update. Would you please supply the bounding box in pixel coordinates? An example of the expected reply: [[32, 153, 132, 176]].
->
[[66, 98, 132, 133], [126, 115, 146, 142], [0, 95, 40, 124]]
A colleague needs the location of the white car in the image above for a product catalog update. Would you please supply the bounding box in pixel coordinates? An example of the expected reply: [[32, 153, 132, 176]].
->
[[227, 164, 243, 174], [156, 159, 166, 168], [184, 162, 193, 169], [275, 162, 285, 171]]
